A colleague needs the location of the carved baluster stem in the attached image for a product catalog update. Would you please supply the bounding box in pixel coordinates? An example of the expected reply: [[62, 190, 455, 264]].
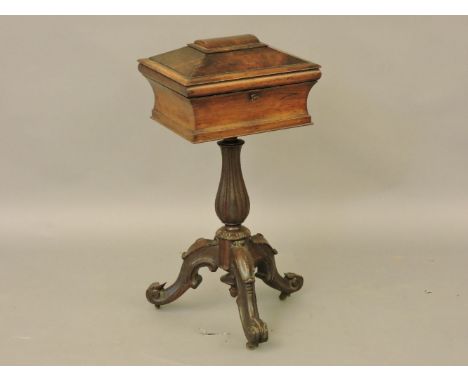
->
[[215, 138, 250, 226]]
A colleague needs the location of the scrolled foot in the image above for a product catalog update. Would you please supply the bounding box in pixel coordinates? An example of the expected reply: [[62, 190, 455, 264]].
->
[[277, 272, 304, 300], [146, 238, 218, 308], [245, 317, 268, 349], [146, 281, 166, 307]]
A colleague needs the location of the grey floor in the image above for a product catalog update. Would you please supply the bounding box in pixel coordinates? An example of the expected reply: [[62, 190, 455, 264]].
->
[[1, 200, 467, 365]]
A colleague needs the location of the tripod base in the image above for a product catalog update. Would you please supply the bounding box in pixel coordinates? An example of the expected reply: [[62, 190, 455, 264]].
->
[[146, 137, 303, 349], [146, 226, 303, 349]]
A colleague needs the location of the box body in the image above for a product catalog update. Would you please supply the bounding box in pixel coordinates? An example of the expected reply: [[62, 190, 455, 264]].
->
[[138, 35, 321, 143]]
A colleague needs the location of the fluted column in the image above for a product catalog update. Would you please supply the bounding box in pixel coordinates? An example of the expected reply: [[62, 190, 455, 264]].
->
[[215, 138, 250, 226]]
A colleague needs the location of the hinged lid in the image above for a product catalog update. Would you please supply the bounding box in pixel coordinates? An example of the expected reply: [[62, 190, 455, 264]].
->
[[138, 34, 321, 96]]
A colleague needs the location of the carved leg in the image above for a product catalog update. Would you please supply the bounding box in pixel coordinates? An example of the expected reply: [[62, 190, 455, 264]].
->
[[230, 243, 268, 349], [146, 238, 218, 308], [252, 234, 304, 300]]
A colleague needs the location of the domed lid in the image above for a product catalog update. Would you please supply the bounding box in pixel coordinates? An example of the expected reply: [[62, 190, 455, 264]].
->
[[138, 34, 320, 88]]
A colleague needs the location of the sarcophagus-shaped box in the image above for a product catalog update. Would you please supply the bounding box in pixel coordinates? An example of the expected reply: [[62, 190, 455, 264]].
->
[[138, 34, 321, 143]]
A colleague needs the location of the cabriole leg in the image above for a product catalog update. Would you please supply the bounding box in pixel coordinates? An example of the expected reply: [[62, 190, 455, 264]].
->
[[230, 243, 268, 349], [146, 238, 218, 308], [252, 234, 304, 300]]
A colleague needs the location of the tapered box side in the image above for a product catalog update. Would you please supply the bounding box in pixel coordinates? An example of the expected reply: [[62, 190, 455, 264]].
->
[[140, 68, 318, 143]]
